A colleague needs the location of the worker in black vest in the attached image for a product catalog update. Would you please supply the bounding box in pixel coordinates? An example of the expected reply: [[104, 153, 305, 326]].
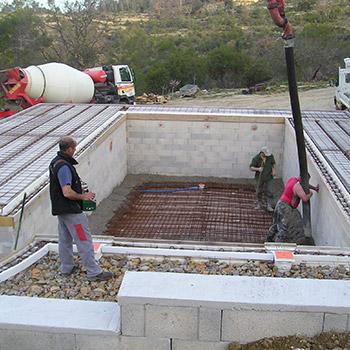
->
[[49, 136, 112, 281]]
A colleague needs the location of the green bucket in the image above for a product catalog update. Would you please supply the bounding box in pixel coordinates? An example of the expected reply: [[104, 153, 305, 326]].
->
[[82, 200, 96, 211]]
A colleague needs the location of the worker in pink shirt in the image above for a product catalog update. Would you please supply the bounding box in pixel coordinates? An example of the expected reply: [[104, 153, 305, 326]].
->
[[267, 175, 319, 244]]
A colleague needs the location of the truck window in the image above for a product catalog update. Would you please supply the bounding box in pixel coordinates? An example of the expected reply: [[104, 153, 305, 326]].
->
[[346, 73, 350, 84], [119, 67, 131, 82]]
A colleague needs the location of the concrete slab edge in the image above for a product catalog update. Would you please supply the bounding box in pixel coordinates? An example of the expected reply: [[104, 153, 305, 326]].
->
[[101, 246, 274, 262], [0, 244, 49, 282]]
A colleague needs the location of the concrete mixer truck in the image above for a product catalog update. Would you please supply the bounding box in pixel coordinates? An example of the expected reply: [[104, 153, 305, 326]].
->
[[334, 57, 350, 111], [0, 62, 135, 119]]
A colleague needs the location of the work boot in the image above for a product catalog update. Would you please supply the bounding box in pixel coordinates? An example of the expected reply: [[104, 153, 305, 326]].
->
[[61, 266, 78, 277], [88, 271, 113, 282]]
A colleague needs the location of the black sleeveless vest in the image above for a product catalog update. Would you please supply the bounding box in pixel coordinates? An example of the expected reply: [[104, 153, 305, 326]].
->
[[49, 151, 83, 216]]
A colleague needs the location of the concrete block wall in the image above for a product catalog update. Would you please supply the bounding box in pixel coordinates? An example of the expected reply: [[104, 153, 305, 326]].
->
[[283, 122, 350, 246], [0, 330, 171, 350], [127, 114, 284, 178], [0, 295, 170, 350], [118, 271, 350, 346], [2, 120, 128, 251]]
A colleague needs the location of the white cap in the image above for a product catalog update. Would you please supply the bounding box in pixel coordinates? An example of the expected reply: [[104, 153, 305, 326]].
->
[[260, 146, 271, 156]]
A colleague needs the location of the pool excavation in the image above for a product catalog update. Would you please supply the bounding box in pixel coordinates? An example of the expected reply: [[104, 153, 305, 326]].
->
[[0, 104, 349, 349]]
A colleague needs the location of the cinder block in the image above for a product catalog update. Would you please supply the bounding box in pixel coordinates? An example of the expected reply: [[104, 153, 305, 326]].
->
[[145, 305, 198, 340], [120, 336, 170, 350], [222, 310, 323, 343], [199, 308, 221, 342], [76, 333, 121, 350], [121, 304, 145, 336], [0, 329, 76, 350], [323, 314, 349, 332], [77, 334, 170, 350], [172, 339, 230, 350], [191, 133, 211, 140]]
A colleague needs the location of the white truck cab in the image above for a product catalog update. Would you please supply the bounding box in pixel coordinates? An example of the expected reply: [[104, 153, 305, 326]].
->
[[335, 58, 350, 110], [112, 65, 136, 103]]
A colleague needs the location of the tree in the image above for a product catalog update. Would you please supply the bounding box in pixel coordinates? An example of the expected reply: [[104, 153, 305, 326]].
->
[[0, 8, 49, 68], [296, 24, 343, 81], [43, 0, 108, 68], [144, 65, 170, 94], [206, 45, 249, 88]]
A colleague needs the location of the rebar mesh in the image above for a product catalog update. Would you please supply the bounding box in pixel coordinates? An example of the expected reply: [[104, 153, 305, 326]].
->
[[105, 182, 273, 243]]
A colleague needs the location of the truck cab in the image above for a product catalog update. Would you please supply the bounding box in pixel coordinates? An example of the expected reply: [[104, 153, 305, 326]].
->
[[334, 58, 350, 110], [85, 64, 135, 105]]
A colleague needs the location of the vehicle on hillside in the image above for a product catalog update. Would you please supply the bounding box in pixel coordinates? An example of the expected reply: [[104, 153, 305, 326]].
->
[[334, 58, 350, 110], [0, 62, 135, 119]]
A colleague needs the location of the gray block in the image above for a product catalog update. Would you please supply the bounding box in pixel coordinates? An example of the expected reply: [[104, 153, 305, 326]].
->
[[172, 339, 230, 350], [199, 308, 221, 342], [76, 334, 170, 350], [191, 133, 212, 140], [121, 304, 145, 336], [76, 333, 121, 350], [323, 314, 349, 332], [145, 305, 198, 339], [120, 336, 171, 350], [222, 310, 323, 343], [0, 329, 76, 350]]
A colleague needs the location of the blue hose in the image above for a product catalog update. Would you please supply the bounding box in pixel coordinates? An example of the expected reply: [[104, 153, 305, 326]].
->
[[141, 186, 202, 193]]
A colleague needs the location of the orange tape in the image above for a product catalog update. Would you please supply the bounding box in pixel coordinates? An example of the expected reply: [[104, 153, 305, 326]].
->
[[275, 251, 294, 260]]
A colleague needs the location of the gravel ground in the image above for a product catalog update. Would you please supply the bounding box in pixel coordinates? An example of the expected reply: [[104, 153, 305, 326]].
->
[[0, 252, 349, 301], [167, 87, 336, 110]]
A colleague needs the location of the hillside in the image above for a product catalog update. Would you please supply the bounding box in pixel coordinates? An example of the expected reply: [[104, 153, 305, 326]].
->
[[0, 0, 349, 95]]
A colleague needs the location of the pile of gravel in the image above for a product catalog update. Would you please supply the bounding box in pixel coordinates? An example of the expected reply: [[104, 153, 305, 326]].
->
[[229, 332, 350, 349], [0, 252, 349, 301]]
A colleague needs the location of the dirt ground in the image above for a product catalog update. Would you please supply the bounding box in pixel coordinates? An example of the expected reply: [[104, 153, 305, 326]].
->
[[230, 332, 350, 350], [167, 87, 336, 110]]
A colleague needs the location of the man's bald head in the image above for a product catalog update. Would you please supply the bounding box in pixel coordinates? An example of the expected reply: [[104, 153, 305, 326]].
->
[[59, 136, 77, 152]]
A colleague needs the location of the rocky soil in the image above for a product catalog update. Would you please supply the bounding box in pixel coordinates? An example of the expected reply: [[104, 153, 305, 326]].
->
[[0, 253, 349, 301], [229, 332, 350, 350], [1, 252, 349, 348]]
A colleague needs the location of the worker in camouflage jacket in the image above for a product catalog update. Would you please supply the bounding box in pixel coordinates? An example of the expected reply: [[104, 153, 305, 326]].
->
[[250, 146, 276, 212], [267, 175, 319, 244]]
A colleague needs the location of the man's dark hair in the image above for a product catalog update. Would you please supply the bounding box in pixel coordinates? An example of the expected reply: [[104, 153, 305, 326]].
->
[[59, 136, 76, 151]]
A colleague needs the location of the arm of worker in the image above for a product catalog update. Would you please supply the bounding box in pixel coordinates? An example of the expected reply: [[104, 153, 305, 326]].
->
[[272, 164, 276, 177], [58, 165, 95, 201], [62, 186, 95, 201], [250, 166, 263, 172], [249, 156, 263, 172], [293, 182, 313, 202]]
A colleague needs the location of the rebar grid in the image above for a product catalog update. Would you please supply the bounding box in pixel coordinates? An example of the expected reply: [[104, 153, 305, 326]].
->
[[105, 183, 273, 243]]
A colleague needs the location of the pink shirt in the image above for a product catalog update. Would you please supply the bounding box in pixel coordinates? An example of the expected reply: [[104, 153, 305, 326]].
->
[[280, 177, 301, 209]]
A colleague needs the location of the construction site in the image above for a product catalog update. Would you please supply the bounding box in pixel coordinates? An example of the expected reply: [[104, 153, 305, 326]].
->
[[0, 101, 349, 350], [0, 0, 349, 344]]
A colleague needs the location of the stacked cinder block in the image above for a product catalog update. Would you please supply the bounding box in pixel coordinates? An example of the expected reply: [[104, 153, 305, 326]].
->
[[127, 114, 284, 178], [118, 271, 350, 349]]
